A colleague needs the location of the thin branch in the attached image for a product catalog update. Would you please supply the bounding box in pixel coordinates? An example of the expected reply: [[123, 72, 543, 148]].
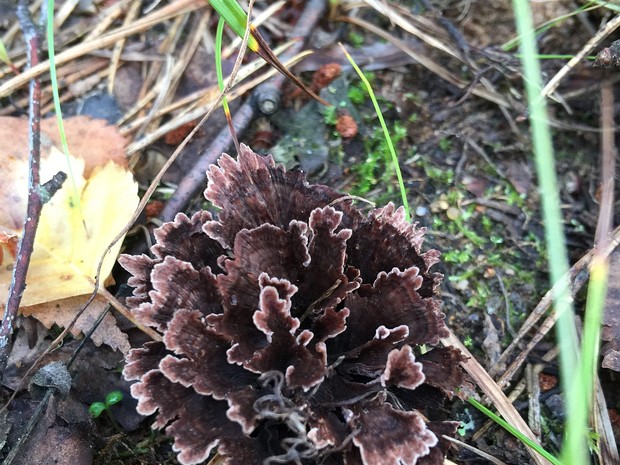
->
[[0, 1, 48, 377]]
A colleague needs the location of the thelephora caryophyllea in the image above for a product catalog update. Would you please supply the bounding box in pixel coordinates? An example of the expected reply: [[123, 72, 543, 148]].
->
[[121, 145, 465, 465]]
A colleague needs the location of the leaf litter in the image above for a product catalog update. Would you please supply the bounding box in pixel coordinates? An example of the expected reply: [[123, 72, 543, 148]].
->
[[0, 116, 137, 353]]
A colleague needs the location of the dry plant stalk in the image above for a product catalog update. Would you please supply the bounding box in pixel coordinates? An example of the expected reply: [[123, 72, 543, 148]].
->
[[0, 2, 66, 376]]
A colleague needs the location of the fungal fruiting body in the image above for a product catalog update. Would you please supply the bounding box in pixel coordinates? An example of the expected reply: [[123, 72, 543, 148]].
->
[[121, 145, 464, 465]]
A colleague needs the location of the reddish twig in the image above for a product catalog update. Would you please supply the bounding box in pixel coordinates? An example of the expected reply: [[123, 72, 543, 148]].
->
[[0, 2, 66, 378]]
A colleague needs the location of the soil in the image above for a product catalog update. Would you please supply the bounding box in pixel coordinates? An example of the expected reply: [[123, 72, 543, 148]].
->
[[1, 0, 619, 463]]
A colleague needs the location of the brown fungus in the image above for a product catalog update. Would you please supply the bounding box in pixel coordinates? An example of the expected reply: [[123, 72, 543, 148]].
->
[[121, 145, 465, 465]]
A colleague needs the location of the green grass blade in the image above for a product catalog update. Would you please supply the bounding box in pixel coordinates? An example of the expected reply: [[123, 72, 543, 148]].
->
[[208, 0, 259, 52], [215, 16, 239, 152], [511, 0, 586, 463], [469, 398, 563, 465], [589, 0, 620, 13], [515, 54, 597, 61], [47, 0, 86, 230], [339, 43, 410, 221], [215, 17, 232, 118], [580, 255, 607, 425], [0, 38, 11, 66], [503, 1, 598, 51], [209, 0, 329, 106]]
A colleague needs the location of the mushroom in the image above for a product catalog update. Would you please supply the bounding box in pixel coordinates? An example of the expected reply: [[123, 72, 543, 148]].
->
[[121, 145, 464, 465]]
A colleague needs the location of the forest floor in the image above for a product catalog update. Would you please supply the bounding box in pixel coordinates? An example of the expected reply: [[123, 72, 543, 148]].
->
[[0, 0, 619, 464]]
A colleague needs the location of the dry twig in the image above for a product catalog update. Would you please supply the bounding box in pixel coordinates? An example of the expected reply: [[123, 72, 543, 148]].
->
[[0, 1, 66, 378], [443, 330, 552, 465], [542, 14, 620, 98]]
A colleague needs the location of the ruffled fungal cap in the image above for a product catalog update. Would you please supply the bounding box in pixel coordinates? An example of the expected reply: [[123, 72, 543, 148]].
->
[[121, 145, 464, 465]]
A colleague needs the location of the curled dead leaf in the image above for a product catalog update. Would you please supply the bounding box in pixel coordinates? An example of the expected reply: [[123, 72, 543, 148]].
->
[[0, 231, 19, 266], [21, 295, 130, 354]]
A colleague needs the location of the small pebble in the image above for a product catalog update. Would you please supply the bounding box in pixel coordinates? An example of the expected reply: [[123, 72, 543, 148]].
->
[[430, 199, 449, 213], [78, 92, 121, 124], [453, 279, 469, 291], [415, 206, 428, 217], [544, 393, 565, 422], [446, 206, 460, 220], [483, 267, 496, 279]]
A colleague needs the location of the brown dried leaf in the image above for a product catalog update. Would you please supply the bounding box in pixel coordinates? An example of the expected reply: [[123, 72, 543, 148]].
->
[[504, 159, 532, 195], [0, 231, 19, 265], [0, 116, 126, 178], [21, 294, 130, 354]]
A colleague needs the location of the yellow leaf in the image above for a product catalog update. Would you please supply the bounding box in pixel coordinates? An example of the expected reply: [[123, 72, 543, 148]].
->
[[0, 146, 138, 308]]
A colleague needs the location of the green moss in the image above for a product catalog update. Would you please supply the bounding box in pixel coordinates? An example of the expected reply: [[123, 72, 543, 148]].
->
[[347, 73, 377, 107], [347, 31, 365, 48], [439, 136, 453, 152], [350, 121, 407, 196], [444, 246, 474, 265], [322, 105, 338, 125], [348, 86, 367, 105]]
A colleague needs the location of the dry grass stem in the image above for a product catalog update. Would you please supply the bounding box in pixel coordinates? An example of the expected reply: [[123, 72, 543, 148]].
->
[[593, 373, 619, 463], [125, 49, 310, 153], [107, 0, 142, 94], [526, 364, 542, 439], [141, 11, 211, 135], [473, 347, 559, 442], [361, 0, 466, 63], [83, 0, 133, 41], [542, 13, 620, 98], [596, 79, 615, 246], [55, 0, 81, 28], [136, 13, 189, 108], [97, 287, 163, 342], [442, 435, 510, 465], [443, 330, 552, 465], [0, 0, 206, 97], [340, 15, 510, 108]]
